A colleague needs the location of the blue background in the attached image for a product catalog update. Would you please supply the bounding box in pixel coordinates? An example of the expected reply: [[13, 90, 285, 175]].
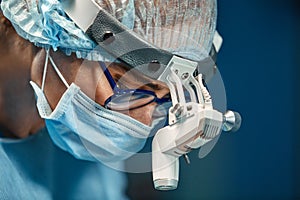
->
[[127, 0, 300, 199]]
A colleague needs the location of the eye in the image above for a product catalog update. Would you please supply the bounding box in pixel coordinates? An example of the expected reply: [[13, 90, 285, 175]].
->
[[146, 83, 162, 90], [138, 82, 165, 91]]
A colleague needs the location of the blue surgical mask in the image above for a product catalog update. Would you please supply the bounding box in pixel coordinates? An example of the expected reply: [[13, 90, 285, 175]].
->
[[29, 50, 165, 163]]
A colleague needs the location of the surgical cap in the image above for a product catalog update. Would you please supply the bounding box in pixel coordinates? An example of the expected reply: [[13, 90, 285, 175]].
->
[[1, 0, 217, 61]]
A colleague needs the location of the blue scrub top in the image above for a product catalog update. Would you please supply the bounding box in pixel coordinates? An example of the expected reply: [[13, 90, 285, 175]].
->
[[0, 129, 129, 200]]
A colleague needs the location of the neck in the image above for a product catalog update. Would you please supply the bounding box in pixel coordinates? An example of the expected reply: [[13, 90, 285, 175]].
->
[[0, 43, 45, 138]]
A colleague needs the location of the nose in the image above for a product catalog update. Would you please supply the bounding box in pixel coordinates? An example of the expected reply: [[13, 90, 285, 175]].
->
[[116, 82, 170, 126]]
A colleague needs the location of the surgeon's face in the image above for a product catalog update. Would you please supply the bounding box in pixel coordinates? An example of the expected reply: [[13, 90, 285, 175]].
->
[[103, 63, 170, 125], [77, 60, 171, 126], [31, 49, 170, 126]]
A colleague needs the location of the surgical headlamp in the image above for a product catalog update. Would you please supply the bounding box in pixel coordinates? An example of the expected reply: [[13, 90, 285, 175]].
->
[[61, 0, 241, 191]]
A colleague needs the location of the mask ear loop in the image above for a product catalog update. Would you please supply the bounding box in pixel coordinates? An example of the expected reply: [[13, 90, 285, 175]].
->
[[41, 48, 70, 90], [41, 48, 50, 92], [48, 53, 70, 89]]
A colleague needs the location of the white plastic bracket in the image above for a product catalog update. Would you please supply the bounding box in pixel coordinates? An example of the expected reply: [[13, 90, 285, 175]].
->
[[158, 56, 208, 125]]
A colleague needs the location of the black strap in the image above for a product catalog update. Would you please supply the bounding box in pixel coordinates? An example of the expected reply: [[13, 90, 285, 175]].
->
[[86, 8, 173, 79], [85, 7, 217, 80]]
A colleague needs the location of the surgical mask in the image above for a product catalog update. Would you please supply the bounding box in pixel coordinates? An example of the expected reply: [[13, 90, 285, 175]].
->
[[29, 50, 164, 163]]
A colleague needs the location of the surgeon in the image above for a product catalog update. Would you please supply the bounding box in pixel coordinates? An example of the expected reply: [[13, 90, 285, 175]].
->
[[0, 0, 218, 199]]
